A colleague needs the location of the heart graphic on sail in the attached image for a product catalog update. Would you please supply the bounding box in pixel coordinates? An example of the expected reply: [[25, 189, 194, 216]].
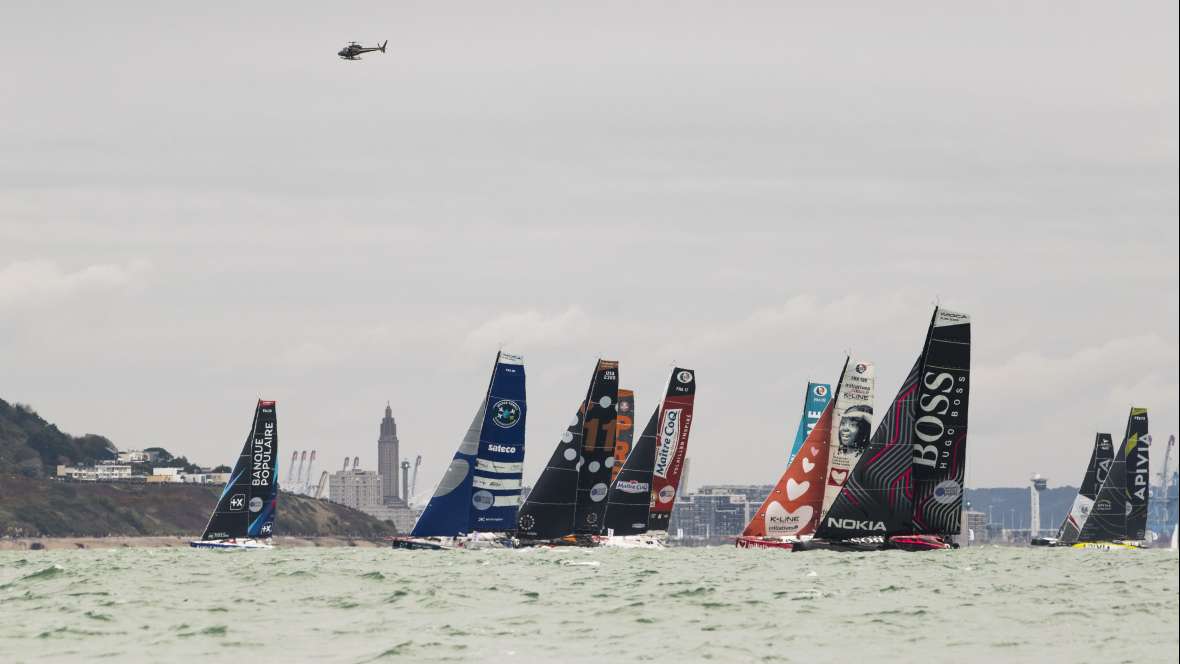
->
[[765, 502, 814, 536], [786, 478, 809, 501], [829, 469, 848, 485], [810, 447, 820, 456], [801, 458, 815, 473]]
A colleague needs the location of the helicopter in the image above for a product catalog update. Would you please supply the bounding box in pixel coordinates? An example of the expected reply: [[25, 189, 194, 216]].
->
[[338, 40, 388, 61]]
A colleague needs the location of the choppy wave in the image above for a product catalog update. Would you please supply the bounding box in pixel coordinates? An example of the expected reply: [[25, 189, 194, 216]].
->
[[1, 546, 1176, 663]]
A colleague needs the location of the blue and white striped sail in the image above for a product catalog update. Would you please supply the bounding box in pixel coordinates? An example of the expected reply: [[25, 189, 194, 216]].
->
[[788, 382, 832, 465], [470, 352, 527, 531], [410, 352, 527, 537]]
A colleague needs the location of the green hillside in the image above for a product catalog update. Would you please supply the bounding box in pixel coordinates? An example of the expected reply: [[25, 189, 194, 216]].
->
[[0, 475, 398, 538], [0, 398, 118, 476]]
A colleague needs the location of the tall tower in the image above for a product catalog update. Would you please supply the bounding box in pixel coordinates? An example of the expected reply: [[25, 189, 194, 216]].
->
[[378, 402, 401, 505], [1030, 474, 1048, 537]]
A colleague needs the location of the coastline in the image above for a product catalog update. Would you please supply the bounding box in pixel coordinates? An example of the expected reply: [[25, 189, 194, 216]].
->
[[0, 535, 388, 551]]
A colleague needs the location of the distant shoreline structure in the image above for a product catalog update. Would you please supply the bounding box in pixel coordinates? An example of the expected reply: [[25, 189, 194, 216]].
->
[[0, 535, 389, 551]]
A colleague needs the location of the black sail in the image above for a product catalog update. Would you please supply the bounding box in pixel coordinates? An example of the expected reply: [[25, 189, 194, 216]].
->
[[1123, 407, 1150, 541], [1077, 428, 1129, 542], [1057, 433, 1114, 543], [201, 400, 279, 541], [573, 360, 619, 534], [516, 360, 613, 539], [815, 357, 920, 539], [910, 308, 971, 535], [602, 407, 659, 535]]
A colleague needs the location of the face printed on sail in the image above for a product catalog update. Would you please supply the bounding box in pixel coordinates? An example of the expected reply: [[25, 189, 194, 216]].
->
[[837, 406, 871, 452]]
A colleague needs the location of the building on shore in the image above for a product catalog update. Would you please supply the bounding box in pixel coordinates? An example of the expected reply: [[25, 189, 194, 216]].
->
[[668, 484, 772, 545], [328, 466, 384, 511], [329, 456, 417, 533]]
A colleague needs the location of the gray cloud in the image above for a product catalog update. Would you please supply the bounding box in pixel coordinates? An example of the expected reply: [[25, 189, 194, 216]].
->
[[1, 1, 1176, 495]]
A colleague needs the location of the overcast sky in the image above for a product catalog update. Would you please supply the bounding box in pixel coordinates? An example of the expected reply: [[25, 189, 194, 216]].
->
[[2, 1, 1176, 496]]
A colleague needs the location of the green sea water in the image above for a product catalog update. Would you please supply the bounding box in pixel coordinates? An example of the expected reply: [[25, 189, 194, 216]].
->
[[1, 545, 1176, 663]]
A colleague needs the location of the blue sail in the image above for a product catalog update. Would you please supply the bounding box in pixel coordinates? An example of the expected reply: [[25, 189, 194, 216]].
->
[[787, 382, 832, 465], [470, 352, 527, 531], [411, 352, 526, 537]]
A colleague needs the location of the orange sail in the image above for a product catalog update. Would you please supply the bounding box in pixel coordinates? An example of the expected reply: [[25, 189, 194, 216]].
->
[[612, 389, 635, 482], [741, 401, 834, 538]]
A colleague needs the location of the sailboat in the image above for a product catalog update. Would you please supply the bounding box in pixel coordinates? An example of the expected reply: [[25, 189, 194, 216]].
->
[[1070, 407, 1149, 550], [795, 307, 971, 553], [598, 367, 697, 548], [391, 351, 527, 550], [515, 359, 618, 546], [736, 361, 849, 549], [191, 399, 279, 550], [788, 382, 832, 465], [1031, 433, 1113, 546]]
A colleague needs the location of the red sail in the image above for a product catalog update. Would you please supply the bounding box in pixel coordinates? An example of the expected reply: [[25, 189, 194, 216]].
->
[[742, 401, 834, 538], [647, 368, 696, 531]]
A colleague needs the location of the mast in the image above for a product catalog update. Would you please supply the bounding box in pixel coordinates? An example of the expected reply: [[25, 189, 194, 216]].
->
[[200, 400, 278, 541], [647, 367, 697, 532], [1057, 433, 1112, 543]]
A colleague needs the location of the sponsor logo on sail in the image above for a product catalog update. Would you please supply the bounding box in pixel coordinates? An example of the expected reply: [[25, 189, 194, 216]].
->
[[251, 421, 275, 487], [260, 523, 272, 535], [487, 443, 517, 454], [855, 363, 867, 374], [616, 480, 649, 494], [491, 400, 521, 428], [657, 485, 676, 504], [1096, 459, 1112, 483], [932, 480, 960, 505], [653, 409, 682, 479], [827, 518, 886, 531], [518, 514, 536, 531], [813, 385, 828, 397], [590, 483, 609, 502], [248, 496, 263, 513], [229, 494, 246, 511], [676, 370, 693, 384], [471, 490, 494, 511], [912, 371, 961, 472]]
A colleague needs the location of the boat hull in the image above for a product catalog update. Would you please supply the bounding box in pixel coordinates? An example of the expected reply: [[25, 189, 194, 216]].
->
[[390, 535, 516, 550], [1070, 540, 1145, 551], [791, 534, 952, 552], [594, 534, 665, 549], [390, 537, 453, 551], [189, 539, 273, 550], [735, 536, 796, 550]]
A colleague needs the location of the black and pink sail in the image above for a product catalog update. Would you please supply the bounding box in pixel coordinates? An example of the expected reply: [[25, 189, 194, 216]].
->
[[808, 307, 971, 548]]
